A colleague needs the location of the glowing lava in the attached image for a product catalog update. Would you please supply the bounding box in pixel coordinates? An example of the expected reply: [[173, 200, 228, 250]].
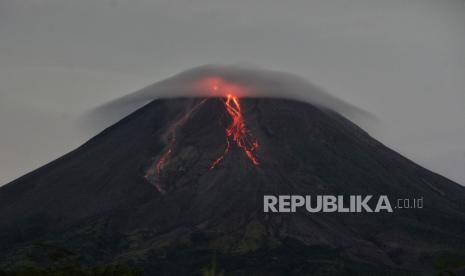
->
[[145, 99, 207, 193], [210, 94, 259, 169], [145, 80, 259, 193]]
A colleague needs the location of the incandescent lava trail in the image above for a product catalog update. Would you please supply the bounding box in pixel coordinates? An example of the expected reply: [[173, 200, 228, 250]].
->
[[145, 79, 260, 192], [144, 99, 206, 192], [210, 94, 259, 169]]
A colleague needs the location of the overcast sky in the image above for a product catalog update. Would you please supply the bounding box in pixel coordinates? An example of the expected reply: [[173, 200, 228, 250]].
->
[[0, 0, 464, 186]]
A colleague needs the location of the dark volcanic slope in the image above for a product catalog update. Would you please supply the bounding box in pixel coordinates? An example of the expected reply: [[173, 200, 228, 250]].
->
[[0, 98, 464, 275]]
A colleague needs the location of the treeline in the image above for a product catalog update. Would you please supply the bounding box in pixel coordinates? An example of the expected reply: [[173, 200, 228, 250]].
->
[[0, 264, 142, 276]]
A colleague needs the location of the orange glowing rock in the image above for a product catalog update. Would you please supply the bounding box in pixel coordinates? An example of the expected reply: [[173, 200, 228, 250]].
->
[[210, 94, 259, 169], [146, 79, 259, 192]]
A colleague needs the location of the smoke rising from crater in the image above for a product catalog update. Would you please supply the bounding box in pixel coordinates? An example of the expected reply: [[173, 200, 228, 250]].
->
[[83, 65, 374, 129]]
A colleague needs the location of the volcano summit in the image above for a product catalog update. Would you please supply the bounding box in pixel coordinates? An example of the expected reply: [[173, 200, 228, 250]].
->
[[0, 78, 465, 275]]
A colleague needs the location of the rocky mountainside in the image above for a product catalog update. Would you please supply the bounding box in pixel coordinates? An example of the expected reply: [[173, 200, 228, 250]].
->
[[0, 98, 464, 275]]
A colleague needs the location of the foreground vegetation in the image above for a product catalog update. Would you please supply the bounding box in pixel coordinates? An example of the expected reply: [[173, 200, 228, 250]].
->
[[0, 264, 142, 276]]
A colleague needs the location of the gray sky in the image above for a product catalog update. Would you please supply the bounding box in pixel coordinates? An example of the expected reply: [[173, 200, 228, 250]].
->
[[0, 0, 464, 186]]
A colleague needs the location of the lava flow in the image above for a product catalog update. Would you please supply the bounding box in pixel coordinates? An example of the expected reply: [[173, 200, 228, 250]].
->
[[145, 99, 207, 193], [145, 81, 259, 192], [210, 94, 259, 169]]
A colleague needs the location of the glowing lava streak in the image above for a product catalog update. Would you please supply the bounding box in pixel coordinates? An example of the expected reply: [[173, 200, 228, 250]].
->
[[155, 148, 171, 176], [145, 89, 259, 193], [145, 99, 206, 193], [210, 94, 259, 169]]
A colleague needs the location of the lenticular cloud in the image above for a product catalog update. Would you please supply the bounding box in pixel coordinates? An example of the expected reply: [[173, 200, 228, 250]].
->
[[82, 64, 373, 130]]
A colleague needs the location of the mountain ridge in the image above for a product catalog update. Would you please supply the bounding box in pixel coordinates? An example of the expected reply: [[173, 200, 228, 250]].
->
[[1, 98, 464, 275]]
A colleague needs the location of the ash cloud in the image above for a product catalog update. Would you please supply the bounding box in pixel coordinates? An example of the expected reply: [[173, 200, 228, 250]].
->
[[82, 65, 374, 129]]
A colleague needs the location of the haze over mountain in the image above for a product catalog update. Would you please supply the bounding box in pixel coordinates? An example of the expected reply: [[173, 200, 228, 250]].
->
[[1, 94, 464, 275], [2, 0, 465, 188], [82, 65, 374, 132]]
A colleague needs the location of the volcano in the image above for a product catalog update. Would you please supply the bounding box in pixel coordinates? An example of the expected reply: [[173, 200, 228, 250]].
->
[[1, 96, 465, 275]]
